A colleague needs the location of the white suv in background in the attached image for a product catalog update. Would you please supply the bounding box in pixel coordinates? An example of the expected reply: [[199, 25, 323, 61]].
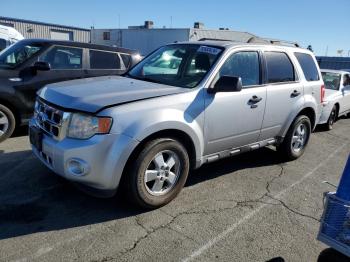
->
[[319, 69, 350, 130], [0, 25, 24, 51]]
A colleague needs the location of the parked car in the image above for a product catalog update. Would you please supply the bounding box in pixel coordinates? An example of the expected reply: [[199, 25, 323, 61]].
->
[[319, 69, 350, 130], [29, 41, 323, 208], [0, 25, 24, 51], [0, 39, 141, 142]]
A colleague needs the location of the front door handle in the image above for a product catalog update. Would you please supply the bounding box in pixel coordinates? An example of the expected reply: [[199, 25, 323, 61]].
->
[[249, 95, 263, 104], [291, 90, 301, 97]]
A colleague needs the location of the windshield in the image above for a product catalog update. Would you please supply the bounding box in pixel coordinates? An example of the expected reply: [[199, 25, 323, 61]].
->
[[0, 41, 44, 69], [127, 44, 223, 88], [321, 72, 341, 90]]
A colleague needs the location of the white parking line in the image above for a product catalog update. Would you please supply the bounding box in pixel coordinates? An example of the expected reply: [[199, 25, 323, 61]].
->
[[182, 143, 348, 262]]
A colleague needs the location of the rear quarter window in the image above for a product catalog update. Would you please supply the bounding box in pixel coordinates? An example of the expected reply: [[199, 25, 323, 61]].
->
[[294, 52, 320, 81], [265, 52, 295, 84], [120, 54, 131, 68]]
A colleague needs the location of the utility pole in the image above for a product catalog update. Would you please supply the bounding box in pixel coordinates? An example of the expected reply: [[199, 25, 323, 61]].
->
[[325, 45, 328, 56], [118, 14, 121, 29], [170, 16, 173, 28]]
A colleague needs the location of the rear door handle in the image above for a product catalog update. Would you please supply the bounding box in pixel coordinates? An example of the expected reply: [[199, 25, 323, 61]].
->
[[291, 90, 301, 97], [249, 95, 263, 104]]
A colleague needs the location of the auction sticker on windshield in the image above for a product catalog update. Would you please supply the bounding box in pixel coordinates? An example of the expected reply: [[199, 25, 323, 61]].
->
[[197, 46, 221, 55]]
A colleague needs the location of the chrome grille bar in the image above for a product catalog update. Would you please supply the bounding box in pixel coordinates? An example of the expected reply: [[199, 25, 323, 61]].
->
[[34, 100, 70, 140]]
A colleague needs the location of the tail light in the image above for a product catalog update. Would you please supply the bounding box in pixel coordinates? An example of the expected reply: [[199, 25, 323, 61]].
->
[[321, 84, 325, 103]]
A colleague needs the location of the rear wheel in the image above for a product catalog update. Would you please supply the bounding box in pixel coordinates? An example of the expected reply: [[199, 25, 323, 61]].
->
[[325, 105, 337, 130], [0, 104, 16, 143], [278, 115, 311, 160], [126, 138, 190, 209]]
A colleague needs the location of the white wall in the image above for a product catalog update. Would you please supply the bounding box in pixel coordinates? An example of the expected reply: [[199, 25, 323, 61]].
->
[[91, 29, 189, 55]]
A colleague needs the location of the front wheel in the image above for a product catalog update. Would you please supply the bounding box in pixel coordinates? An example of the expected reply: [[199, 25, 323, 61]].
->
[[126, 138, 190, 209], [325, 105, 337, 130], [278, 115, 311, 161], [0, 104, 16, 143]]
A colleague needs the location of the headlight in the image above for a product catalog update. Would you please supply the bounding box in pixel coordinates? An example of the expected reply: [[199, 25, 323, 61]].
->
[[67, 113, 112, 139]]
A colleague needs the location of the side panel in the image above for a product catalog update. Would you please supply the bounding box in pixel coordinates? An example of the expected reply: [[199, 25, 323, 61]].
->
[[204, 86, 266, 155], [260, 82, 304, 140]]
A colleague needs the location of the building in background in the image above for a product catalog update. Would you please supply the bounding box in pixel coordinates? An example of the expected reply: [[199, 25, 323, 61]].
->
[[0, 16, 90, 43], [317, 56, 350, 70], [91, 21, 269, 55]]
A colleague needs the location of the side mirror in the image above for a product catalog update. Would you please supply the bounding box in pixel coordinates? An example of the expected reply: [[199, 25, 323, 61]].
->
[[209, 75, 242, 93], [33, 61, 51, 71]]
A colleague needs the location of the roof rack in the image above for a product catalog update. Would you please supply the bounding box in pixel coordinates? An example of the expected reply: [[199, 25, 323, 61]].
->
[[198, 37, 301, 48], [198, 38, 237, 42], [263, 38, 300, 47]]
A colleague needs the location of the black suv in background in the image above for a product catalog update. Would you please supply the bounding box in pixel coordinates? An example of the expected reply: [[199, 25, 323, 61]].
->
[[0, 39, 141, 142]]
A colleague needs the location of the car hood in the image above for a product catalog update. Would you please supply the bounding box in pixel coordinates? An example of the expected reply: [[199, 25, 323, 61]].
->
[[38, 76, 190, 113]]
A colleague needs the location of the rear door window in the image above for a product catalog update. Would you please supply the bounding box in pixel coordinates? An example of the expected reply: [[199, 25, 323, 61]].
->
[[89, 50, 121, 69], [294, 52, 320, 81], [265, 52, 295, 83], [40, 46, 83, 69]]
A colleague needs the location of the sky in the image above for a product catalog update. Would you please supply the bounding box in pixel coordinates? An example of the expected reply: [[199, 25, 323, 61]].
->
[[1, 0, 349, 56]]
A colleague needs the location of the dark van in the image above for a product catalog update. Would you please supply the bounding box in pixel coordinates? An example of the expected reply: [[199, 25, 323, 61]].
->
[[0, 39, 141, 142]]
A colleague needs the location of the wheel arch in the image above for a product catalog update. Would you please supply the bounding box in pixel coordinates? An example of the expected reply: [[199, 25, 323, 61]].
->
[[279, 106, 317, 140], [296, 107, 316, 129], [334, 102, 340, 117], [126, 129, 198, 171]]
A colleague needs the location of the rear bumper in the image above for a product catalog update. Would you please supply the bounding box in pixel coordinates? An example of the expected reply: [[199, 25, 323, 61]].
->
[[29, 119, 139, 191]]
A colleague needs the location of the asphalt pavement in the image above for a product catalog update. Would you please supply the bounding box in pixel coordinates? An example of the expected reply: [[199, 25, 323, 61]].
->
[[0, 118, 349, 262]]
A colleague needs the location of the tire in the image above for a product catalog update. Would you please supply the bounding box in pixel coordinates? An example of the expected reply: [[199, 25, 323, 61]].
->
[[325, 105, 337, 131], [278, 115, 311, 161], [0, 104, 16, 143], [317, 248, 349, 262], [126, 138, 190, 209]]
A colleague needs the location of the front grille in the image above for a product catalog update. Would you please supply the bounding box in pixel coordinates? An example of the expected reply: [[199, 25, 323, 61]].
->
[[34, 100, 70, 140]]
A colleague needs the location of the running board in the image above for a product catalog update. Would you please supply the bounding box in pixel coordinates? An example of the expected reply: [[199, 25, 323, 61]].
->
[[204, 138, 276, 164]]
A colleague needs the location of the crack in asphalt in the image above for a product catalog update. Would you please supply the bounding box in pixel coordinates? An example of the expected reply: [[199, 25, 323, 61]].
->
[[70, 163, 322, 262], [98, 164, 319, 261], [266, 195, 320, 222]]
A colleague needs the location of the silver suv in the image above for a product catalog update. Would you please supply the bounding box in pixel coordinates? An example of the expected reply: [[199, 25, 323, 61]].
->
[[29, 41, 324, 208]]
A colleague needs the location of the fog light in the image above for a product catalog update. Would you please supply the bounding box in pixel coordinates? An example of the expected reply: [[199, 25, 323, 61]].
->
[[66, 158, 90, 176]]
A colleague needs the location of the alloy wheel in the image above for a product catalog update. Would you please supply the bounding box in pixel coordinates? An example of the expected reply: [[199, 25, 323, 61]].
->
[[0, 110, 9, 137], [291, 123, 308, 153], [144, 150, 181, 196]]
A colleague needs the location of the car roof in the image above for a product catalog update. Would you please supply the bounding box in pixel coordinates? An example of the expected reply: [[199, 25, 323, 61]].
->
[[17, 38, 139, 55], [170, 40, 312, 54], [321, 69, 349, 74]]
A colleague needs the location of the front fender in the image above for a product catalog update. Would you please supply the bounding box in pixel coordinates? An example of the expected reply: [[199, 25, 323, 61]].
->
[[126, 108, 204, 164], [102, 90, 206, 167]]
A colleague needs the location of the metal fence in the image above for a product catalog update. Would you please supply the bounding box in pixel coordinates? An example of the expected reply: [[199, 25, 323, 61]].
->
[[317, 56, 350, 70]]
